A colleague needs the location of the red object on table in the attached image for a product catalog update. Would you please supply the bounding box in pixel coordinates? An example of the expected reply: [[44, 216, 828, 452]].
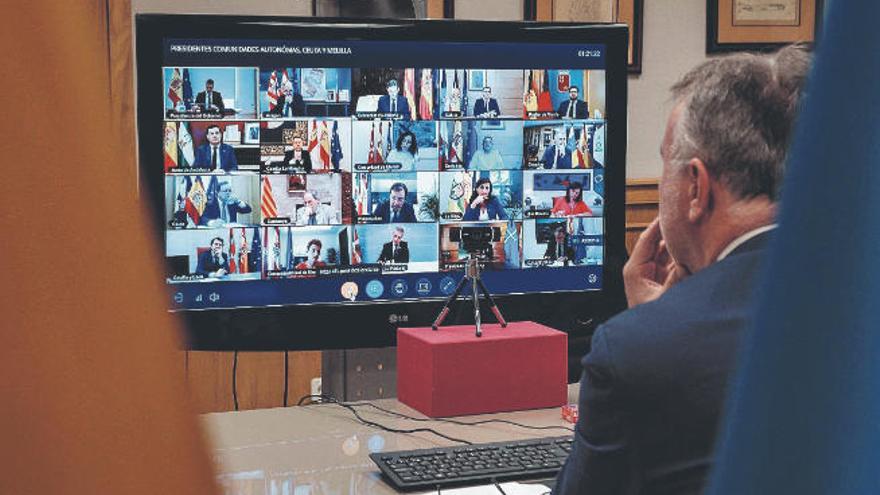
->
[[562, 404, 579, 424], [397, 321, 568, 417]]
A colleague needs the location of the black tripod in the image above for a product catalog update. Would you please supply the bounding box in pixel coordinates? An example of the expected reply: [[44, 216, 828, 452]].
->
[[432, 257, 507, 337]]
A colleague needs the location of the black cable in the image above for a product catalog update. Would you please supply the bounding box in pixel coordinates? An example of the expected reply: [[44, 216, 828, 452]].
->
[[494, 480, 508, 495], [296, 394, 474, 445], [283, 351, 289, 407], [296, 393, 573, 437], [296, 394, 572, 433], [349, 399, 575, 433], [232, 350, 239, 411]]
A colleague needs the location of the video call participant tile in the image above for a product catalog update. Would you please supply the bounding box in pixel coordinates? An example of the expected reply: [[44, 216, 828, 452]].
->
[[438, 170, 523, 223], [350, 223, 440, 275], [522, 69, 606, 120], [523, 120, 605, 170], [164, 67, 258, 119], [352, 172, 439, 224], [260, 118, 351, 174], [165, 227, 264, 282], [166, 174, 260, 229], [435, 69, 523, 120], [521, 217, 603, 269], [439, 221, 522, 272], [163, 120, 262, 173], [260, 173, 343, 226], [439, 120, 524, 171], [352, 68, 437, 121], [522, 170, 603, 219], [258, 67, 353, 118], [352, 120, 439, 172]]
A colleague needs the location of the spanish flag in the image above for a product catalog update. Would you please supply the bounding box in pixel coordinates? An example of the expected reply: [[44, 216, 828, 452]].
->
[[163, 122, 177, 172], [404, 68, 417, 121], [184, 177, 207, 225], [167, 68, 183, 106]]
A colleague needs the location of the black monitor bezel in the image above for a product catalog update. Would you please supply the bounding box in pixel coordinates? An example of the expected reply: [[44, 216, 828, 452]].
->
[[136, 14, 628, 350]]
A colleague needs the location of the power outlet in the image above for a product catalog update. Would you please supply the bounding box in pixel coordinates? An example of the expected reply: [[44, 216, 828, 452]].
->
[[310, 377, 322, 397]]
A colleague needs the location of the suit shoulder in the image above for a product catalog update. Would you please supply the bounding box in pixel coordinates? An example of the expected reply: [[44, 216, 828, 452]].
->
[[592, 250, 766, 375]]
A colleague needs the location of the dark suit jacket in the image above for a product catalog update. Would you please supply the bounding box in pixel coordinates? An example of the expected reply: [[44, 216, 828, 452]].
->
[[282, 149, 312, 172], [193, 143, 239, 171], [269, 92, 305, 116], [196, 250, 228, 276], [371, 201, 417, 223], [541, 145, 573, 169], [543, 238, 575, 264], [462, 197, 508, 221], [377, 94, 411, 120], [198, 200, 252, 225], [378, 241, 410, 263], [556, 99, 588, 119], [473, 98, 500, 117], [195, 90, 225, 112], [553, 232, 772, 495]]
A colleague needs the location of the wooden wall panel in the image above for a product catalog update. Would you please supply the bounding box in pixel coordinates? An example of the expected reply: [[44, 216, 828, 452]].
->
[[288, 351, 322, 405], [625, 178, 659, 255], [235, 352, 287, 410], [185, 351, 322, 412], [427, 0, 445, 18], [186, 351, 234, 413], [536, 0, 553, 21]]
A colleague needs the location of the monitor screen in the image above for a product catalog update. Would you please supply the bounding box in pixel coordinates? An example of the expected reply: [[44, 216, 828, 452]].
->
[[138, 16, 628, 349]]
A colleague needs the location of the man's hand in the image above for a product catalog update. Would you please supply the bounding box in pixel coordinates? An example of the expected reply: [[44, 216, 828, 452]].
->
[[623, 218, 688, 308]]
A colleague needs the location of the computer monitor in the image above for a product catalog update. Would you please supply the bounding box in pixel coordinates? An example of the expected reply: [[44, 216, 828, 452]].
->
[[136, 15, 628, 350]]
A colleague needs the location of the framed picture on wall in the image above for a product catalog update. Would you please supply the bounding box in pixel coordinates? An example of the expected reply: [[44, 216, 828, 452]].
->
[[468, 70, 487, 91], [539, 0, 643, 74], [707, 0, 825, 53]]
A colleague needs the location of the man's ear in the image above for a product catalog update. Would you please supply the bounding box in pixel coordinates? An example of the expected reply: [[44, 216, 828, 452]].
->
[[686, 158, 711, 223]]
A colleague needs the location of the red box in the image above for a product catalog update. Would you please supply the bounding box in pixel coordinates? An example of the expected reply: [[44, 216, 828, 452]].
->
[[397, 321, 568, 417]]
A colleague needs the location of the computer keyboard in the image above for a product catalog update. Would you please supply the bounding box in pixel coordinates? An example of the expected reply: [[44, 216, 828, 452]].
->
[[369, 436, 571, 491]]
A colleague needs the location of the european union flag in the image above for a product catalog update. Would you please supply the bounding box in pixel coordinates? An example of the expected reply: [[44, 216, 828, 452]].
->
[[182, 68, 193, 110], [248, 227, 262, 273], [708, 3, 880, 493], [291, 68, 300, 97], [463, 120, 478, 168], [330, 120, 343, 172]]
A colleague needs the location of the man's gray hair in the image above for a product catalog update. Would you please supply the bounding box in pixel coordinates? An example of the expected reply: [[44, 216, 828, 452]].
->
[[669, 44, 811, 201]]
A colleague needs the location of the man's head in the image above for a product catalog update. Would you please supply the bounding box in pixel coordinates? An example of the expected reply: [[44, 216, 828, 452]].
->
[[389, 183, 408, 212], [206, 125, 222, 145], [482, 87, 492, 100], [217, 181, 232, 203], [205, 79, 214, 92], [554, 132, 566, 148], [209, 237, 224, 256], [303, 190, 319, 209], [659, 45, 811, 272], [481, 136, 494, 152], [386, 79, 399, 97], [392, 226, 405, 245], [292, 135, 304, 151], [568, 86, 579, 101]]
